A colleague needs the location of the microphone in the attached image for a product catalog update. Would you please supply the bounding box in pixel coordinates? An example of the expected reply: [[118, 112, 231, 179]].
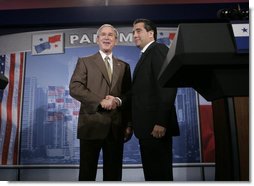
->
[[217, 5, 249, 20]]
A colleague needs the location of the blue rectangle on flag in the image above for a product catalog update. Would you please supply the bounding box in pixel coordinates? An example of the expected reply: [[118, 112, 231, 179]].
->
[[234, 37, 249, 53], [34, 42, 50, 53]]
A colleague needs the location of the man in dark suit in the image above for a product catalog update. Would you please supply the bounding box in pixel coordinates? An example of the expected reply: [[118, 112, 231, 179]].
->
[[69, 24, 132, 181], [132, 19, 180, 181]]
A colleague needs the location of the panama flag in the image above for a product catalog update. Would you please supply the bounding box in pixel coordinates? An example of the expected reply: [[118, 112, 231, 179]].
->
[[0, 52, 25, 165], [32, 33, 64, 55], [231, 22, 249, 53], [156, 28, 177, 47]]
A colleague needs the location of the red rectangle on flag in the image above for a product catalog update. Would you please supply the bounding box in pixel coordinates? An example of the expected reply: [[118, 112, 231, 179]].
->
[[48, 35, 61, 43]]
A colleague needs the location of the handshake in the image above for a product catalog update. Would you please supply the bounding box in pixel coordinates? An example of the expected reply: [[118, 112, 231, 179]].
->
[[100, 95, 121, 110]]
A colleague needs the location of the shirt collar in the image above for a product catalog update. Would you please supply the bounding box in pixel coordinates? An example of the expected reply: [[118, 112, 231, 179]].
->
[[99, 50, 113, 71], [141, 41, 154, 53], [99, 50, 113, 61]]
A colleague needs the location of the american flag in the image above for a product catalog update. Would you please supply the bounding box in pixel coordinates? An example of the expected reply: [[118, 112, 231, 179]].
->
[[0, 52, 25, 165]]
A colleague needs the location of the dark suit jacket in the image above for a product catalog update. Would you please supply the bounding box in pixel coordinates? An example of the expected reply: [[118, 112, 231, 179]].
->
[[69, 52, 131, 140], [132, 42, 180, 139]]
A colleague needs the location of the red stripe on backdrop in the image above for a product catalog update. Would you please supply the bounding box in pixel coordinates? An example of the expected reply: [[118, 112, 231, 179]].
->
[[1, 54, 15, 165], [199, 105, 215, 162], [13, 52, 24, 164]]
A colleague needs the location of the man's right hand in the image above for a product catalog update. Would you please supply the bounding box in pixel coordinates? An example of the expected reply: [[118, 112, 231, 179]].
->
[[100, 96, 118, 110]]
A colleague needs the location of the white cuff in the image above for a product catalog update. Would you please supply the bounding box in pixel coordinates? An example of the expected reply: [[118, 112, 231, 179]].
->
[[115, 97, 122, 107]]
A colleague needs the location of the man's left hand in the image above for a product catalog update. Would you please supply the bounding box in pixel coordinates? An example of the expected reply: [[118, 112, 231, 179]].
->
[[151, 125, 166, 138]]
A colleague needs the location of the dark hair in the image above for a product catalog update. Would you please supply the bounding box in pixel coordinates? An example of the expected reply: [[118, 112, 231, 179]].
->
[[133, 18, 157, 40]]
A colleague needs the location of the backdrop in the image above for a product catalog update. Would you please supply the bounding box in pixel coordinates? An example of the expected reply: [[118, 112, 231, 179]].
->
[[0, 26, 215, 165]]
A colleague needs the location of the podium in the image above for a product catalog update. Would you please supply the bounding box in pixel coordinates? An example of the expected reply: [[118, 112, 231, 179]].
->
[[159, 23, 249, 181], [0, 74, 8, 90]]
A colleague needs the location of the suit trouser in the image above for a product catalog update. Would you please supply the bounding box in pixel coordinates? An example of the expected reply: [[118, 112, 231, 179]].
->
[[79, 131, 123, 181], [139, 137, 173, 181]]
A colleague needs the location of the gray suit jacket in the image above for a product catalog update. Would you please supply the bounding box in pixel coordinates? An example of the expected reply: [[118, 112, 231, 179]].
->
[[69, 52, 131, 140]]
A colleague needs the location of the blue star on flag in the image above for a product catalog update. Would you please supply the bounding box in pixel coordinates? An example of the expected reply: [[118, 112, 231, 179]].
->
[[242, 27, 248, 33]]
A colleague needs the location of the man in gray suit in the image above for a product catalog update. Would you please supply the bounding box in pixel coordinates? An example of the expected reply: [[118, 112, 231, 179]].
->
[[69, 24, 132, 181]]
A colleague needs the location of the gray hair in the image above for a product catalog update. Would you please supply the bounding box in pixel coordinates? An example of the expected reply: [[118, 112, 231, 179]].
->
[[96, 24, 119, 38]]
